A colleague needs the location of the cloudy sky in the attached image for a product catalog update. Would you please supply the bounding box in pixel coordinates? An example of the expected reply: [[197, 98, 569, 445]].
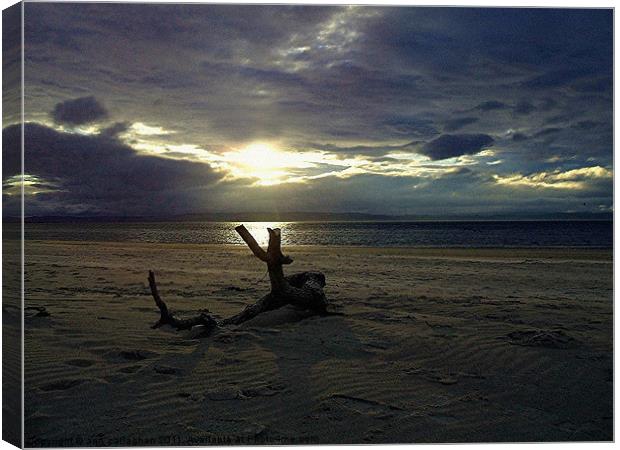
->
[[4, 3, 613, 217]]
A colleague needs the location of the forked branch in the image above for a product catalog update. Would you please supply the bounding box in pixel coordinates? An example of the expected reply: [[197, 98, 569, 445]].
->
[[148, 224, 330, 337]]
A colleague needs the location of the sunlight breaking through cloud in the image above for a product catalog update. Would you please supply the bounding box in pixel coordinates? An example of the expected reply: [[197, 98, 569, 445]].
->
[[7, 4, 612, 217], [493, 166, 612, 190]]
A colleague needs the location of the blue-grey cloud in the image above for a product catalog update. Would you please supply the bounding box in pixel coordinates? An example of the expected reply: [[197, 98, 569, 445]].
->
[[444, 117, 478, 132], [51, 96, 108, 125], [419, 134, 494, 160], [522, 67, 600, 90], [474, 101, 507, 111], [514, 101, 535, 115], [533, 127, 562, 138], [512, 133, 528, 142], [382, 116, 438, 138]]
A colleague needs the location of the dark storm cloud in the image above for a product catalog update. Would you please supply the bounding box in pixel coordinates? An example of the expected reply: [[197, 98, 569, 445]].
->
[[570, 121, 603, 131], [474, 101, 507, 112], [443, 117, 478, 132], [361, 8, 611, 77], [513, 101, 535, 116], [18, 4, 614, 216], [544, 114, 573, 125], [539, 98, 558, 112], [522, 67, 600, 90], [533, 128, 562, 138], [51, 96, 108, 125], [3, 123, 222, 215], [572, 76, 612, 93], [419, 134, 494, 161], [382, 116, 438, 138], [512, 133, 528, 142], [99, 121, 130, 138]]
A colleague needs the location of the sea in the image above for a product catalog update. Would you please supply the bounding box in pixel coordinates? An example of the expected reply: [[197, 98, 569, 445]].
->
[[16, 220, 614, 248]]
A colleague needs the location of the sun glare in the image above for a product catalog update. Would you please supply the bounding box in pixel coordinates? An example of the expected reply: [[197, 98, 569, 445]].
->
[[241, 222, 283, 246], [224, 142, 315, 185]]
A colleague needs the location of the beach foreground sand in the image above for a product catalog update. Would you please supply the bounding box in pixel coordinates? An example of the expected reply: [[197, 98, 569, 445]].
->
[[20, 240, 612, 445]]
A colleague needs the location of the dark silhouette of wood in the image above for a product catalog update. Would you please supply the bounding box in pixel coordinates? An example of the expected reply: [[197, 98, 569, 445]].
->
[[148, 224, 329, 336], [148, 271, 218, 332]]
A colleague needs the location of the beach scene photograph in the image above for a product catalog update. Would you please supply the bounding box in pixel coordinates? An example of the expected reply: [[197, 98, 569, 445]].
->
[[2, 2, 613, 446]]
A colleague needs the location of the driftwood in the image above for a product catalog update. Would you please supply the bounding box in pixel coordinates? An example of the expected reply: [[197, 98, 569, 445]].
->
[[148, 225, 329, 336]]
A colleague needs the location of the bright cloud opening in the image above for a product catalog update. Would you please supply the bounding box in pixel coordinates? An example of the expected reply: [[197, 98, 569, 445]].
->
[[221, 143, 322, 185]]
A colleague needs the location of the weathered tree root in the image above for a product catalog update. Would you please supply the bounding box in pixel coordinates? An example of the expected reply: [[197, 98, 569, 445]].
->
[[148, 224, 330, 336]]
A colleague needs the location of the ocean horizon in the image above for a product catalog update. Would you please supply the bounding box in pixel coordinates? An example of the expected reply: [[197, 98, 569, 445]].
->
[[14, 220, 613, 248]]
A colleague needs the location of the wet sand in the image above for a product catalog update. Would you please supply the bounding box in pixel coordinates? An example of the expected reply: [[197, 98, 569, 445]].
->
[[21, 240, 613, 445]]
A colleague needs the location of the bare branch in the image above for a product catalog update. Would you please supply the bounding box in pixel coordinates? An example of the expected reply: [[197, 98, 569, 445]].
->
[[148, 270, 218, 332], [235, 225, 268, 261], [148, 270, 170, 327]]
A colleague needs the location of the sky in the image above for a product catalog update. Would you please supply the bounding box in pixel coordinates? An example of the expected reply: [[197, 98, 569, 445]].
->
[[3, 3, 613, 217]]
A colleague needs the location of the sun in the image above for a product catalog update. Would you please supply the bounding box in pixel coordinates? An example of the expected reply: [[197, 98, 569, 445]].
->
[[236, 143, 285, 170], [224, 142, 313, 185]]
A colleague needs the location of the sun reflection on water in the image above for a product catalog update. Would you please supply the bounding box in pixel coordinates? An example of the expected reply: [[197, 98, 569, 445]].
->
[[237, 222, 287, 247]]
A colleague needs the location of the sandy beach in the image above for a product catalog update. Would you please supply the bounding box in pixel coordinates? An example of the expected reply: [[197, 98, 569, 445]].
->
[[20, 240, 612, 445]]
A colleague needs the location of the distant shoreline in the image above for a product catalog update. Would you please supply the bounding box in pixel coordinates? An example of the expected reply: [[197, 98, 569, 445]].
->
[[3, 212, 614, 224], [4, 218, 615, 225]]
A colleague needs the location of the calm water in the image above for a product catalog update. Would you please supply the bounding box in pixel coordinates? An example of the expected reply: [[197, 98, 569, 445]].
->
[[17, 221, 613, 248]]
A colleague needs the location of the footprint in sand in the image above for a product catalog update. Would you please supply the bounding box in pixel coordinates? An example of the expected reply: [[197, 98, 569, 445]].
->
[[215, 357, 242, 366], [118, 365, 142, 374], [506, 329, 577, 349], [187, 420, 266, 439], [39, 379, 85, 391], [427, 412, 459, 424], [404, 367, 459, 385], [177, 392, 202, 401], [363, 427, 386, 442], [26, 412, 54, 431], [129, 306, 154, 312], [241, 384, 282, 398], [116, 349, 158, 361], [65, 359, 95, 368], [206, 387, 242, 401], [153, 365, 180, 375], [170, 340, 200, 347], [326, 394, 402, 418]]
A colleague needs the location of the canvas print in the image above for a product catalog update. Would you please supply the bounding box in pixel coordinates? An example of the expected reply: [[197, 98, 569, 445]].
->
[[2, 2, 614, 447]]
